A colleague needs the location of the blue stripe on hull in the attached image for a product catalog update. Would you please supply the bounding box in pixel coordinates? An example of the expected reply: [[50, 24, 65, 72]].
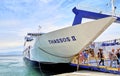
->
[[70, 63, 120, 74]]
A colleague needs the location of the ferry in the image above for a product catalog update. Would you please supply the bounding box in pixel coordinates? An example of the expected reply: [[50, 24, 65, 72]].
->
[[23, 1, 120, 75]]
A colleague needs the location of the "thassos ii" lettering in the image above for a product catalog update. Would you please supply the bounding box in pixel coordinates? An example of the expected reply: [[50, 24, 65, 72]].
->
[[48, 36, 76, 44]]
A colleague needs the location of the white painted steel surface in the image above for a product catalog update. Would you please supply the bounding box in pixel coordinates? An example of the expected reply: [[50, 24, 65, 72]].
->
[[30, 17, 116, 63]]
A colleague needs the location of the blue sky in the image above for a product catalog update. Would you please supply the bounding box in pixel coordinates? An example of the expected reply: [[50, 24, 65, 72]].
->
[[0, 0, 120, 53]]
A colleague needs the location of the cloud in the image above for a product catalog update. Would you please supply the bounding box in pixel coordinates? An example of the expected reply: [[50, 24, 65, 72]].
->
[[39, 0, 53, 3], [0, 0, 41, 19], [0, 0, 73, 52], [0, 41, 23, 50], [40, 24, 71, 33], [0, 19, 21, 26]]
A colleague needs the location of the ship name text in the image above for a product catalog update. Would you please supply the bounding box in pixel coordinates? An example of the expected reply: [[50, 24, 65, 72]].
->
[[48, 36, 76, 44]]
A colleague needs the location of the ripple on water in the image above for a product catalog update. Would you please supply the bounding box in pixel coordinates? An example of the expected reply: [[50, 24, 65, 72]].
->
[[0, 56, 43, 76]]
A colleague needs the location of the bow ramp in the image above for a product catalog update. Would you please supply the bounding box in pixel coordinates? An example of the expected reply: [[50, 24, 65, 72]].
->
[[35, 17, 116, 63]]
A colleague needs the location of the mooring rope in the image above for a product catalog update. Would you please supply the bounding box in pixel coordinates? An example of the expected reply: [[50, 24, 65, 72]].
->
[[38, 62, 44, 76]]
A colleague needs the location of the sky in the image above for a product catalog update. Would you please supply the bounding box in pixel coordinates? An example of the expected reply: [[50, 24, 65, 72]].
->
[[0, 0, 120, 53]]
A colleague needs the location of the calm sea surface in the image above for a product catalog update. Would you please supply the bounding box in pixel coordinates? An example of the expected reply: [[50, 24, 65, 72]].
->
[[0, 56, 44, 76]]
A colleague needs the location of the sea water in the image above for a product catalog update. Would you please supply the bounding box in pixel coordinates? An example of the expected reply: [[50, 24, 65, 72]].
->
[[0, 56, 44, 76]]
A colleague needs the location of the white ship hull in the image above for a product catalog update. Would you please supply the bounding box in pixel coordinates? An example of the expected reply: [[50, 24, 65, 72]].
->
[[29, 17, 116, 63]]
